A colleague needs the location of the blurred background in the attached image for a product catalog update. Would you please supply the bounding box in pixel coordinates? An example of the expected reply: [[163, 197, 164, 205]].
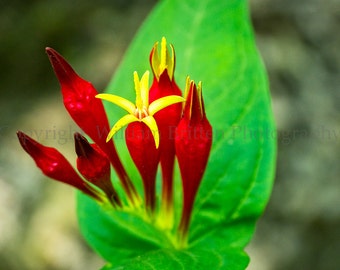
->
[[0, 0, 339, 269]]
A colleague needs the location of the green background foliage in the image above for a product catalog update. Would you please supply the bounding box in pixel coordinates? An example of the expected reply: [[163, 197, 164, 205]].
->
[[77, 0, 276, 268]]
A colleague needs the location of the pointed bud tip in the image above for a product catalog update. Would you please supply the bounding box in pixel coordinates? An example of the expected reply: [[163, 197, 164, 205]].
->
[[45, 47, 77, 85], [183, 79, 206, 122], [17, 131, 25, 146], [150, 37, 175, 81], [45, 47, 59, 61], [45, 47, 53, 54], [17, 131, 37, 153], [16, 130, 23, 137], [74, 133, 92, 158]]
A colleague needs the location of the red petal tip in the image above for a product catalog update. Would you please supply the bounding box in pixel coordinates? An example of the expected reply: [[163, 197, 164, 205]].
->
[[45, 47, 77, 84], [17, 131, 39, 155], [74, 132, 93, 159]]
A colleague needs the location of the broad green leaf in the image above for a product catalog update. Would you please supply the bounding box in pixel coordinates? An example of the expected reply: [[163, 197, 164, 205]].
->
[[77, 193, 171, 265], [77, 0, 276, 268], [101, 247, 249, 270]]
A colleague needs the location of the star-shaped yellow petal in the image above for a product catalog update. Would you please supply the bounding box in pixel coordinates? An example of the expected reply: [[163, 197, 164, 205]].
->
[[96, 94, 135, 114], [141, 116, 160, 148], [96, 71, 185, 148], [106, 114, 138, 142]]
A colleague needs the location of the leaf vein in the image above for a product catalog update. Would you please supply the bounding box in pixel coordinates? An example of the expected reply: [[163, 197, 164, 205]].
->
[[230, 143, 264, 220], [163, 250, 186, 270]]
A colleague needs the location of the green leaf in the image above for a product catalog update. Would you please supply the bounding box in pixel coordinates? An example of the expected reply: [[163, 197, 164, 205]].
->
[[101, 247, 249, 270], [77, 193, 169, 265], [77, 0, 276, 268]]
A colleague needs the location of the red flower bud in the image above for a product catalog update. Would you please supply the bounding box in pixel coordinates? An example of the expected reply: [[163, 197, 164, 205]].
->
[[45, 48, 137, 204], [74, 133, 121, 207], [17, 131, 99, 200], [125, 122, 160, 214], [149, 38, 182, 221], [175, 79, 212, 245]]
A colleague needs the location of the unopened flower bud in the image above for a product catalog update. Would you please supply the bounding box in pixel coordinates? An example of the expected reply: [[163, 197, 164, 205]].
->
[[175, 78, 212, 245], [17, 131, 99, 200], [74, 133, 121, 207]]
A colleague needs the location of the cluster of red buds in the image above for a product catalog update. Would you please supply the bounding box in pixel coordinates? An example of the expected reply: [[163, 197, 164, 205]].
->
[[17, 37, 212, 246]]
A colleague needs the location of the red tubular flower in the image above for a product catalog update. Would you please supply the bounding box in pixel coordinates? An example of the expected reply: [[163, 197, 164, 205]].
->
[[45, 48, 138, 204], [175, 78, 212, 246], [17, 131, 99, 200], [74, 133, 121, 208], [149, 37, 183, 222], [96, 71, 184, 215], [125, 122, 160, 214]]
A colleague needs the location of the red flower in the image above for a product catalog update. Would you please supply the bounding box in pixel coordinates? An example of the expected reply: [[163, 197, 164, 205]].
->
[[149, 37, 183, 223], [175, 78, 212, 245], [45, 48, 138, 204], [125, 122, 160, 213], [97, 71, 184, 214]]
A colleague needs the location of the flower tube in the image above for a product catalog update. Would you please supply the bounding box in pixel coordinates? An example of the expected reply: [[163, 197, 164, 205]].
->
[[175, 78, 212, 246], [149, 38, 183, 223]]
